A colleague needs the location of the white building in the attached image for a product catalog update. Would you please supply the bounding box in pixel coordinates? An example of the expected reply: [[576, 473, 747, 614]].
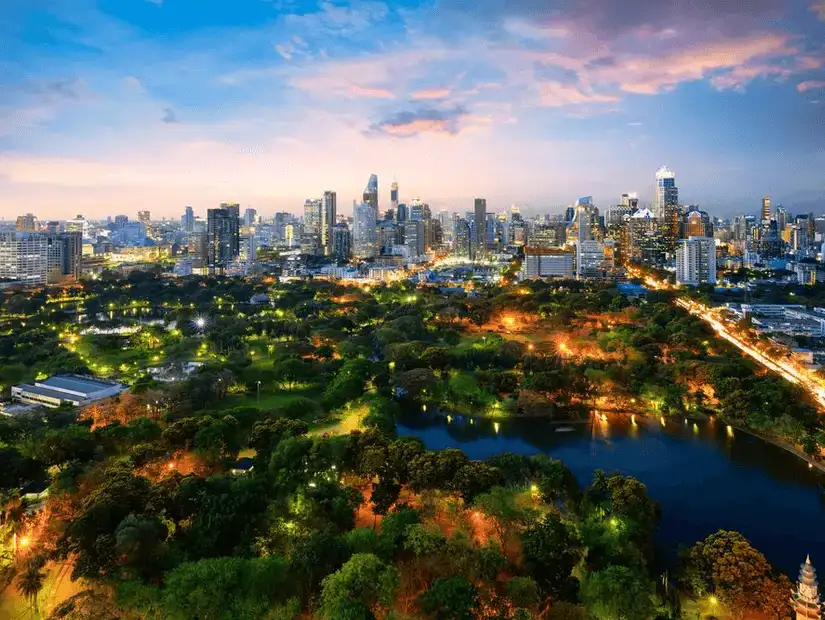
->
[[676, 236, 716, 286], [577, 240, 604, 279], [353, 202, 377, 258], [0, 232, 50, 285], [522, 248, 574, 279], [12, 375, 125, 408]]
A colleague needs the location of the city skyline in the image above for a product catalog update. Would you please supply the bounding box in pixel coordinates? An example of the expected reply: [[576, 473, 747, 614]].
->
[[3, 0, 825, 219]]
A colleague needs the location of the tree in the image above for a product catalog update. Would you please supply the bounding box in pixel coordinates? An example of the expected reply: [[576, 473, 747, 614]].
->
[[273, 356, 312, 390], [159, 556, 291, 620], [409, 449, 469, 492], [36, 426, 97, 468], [521, 514, 583, 598], [451, 462, 502, 502], [683, 530, 790, 618], [473, 487, 538, 543], [371, 477, 401, 518], [17, 555, 47, 617], [582, 565, 654, 620], [318, 553, 400, 620], [418, 576, 479, 620]]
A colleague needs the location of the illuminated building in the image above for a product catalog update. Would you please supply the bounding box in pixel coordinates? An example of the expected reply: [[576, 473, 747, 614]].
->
[[363, 174, 379, 214], [452, 218, 471, 258], [522, 247, 574, 279], [654, 166, 679, 252], [675, 236, 716, 286], [322, 191, 337, 256], [353, 201, 377, 258], [792, 556, 822, 619], [137, 210, 151, 225], [577, 240, 605, 279], [332, 222, 351, 261], [0, 231, 49, 285], [473, 198, 487, 259], [390, 180, 399, 212], [16, 213, 37, 231], [243, 208, 257, 228], [206, 207, 240, 275], [405, 220, 427, 258], [761, 195, 772, 223], [682, 208, 713, 238]]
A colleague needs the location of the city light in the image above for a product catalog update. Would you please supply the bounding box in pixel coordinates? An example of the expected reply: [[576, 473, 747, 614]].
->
[[194, 316, 207, 330]]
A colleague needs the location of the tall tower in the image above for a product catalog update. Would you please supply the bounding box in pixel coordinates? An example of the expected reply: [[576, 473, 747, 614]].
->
[[206, 207, 240, 275], [391, 180, 399, 212], [654, 166, 679, 252], [322, 191, 337, 256], [363, 174, 379, 214], [792, 556, 822, 619], [762, 196, 772, 223], [474, 198, 487, 259]]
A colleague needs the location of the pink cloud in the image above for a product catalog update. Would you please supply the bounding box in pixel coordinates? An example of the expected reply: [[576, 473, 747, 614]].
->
[[539, 82, 620, 107], [797, 80, 825, 92], [410, 88, 451, 101], [290, 75, 395, 99]]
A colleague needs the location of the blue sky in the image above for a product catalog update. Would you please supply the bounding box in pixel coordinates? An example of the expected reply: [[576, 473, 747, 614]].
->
[[1, 0, 824, 219]]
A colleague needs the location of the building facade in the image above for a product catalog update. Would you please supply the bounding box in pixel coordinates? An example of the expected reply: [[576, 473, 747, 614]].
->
[[675, 236, 716, 286]]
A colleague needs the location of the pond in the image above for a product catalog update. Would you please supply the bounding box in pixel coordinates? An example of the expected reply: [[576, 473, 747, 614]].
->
[[397, 411, 825, 577]]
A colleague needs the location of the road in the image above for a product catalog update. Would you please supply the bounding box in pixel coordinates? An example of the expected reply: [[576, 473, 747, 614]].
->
[[676, 295, 825, 409]]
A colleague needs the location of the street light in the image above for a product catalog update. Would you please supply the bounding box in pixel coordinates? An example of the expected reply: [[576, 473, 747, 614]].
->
[[256, 380, 262, 403]]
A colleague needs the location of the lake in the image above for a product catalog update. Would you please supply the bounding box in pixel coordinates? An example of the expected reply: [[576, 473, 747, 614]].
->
[[397, 411, 825, 577]]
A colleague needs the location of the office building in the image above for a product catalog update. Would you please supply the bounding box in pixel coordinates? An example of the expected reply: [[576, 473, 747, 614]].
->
[[676, 236, 716, 286], [363, 174, 379, 214], [577, 240, 605, 279], [243, 208, 257, 228], [391, 180, 399, 212], [183, 206, 195, 232], [761, 196, 772, 223], [16, 214, 37, 231], [522, 247, 574, 279], [206, 207, 240, 274], [654, 166, 679, 252], [12, 374, 125, 408], [322, 191, 337, 255], [137, 210, 151, 225], [682, 208, 713, 238], [452, 218, 471, 259], [473, 198, 487, 259], [114, 215, 129, 230], [332, 222, 352, 261], [304, 199, 322, 236], [47, 231, 82, 282], [405, 220, 427, 258], [377, 221, 398, 255], [353, 201, 377, 258], [0, 232, 49, 285]]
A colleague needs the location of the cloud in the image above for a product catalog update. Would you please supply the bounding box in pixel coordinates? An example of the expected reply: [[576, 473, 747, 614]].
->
[[798, 80, 825, 92], [410, 88, 451, 101], [274, 44, 293, 60], [812, 1, 825, 19], [538, 82, 620, 106], [161, 108, 179, 123], [284, 1, 389, 36], [144, 0, 163, 4], [367, 107, 467, 137]]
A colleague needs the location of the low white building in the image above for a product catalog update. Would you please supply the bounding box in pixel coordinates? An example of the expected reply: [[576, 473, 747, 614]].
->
[[11, 375, 125, 408]]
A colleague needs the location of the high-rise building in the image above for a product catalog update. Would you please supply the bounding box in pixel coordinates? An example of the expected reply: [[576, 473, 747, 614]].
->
[[206, 207, 240, 274], [791, 555, 821, 619], [322, 191, 337, 256], [243, 208, 257, 228], [390, 180, 399, 212], [303, 199, 322, 236], [16, 214, 37, 231], [654, 166, 679, 252], [0, 232, 50, 285], [405, 220, 427, 258], [48, 231, 82, 282], [761, 196, 772, 223], [183, 206, 195, 233], [577, 240, 604, 279], [363, 174, 378, 214], [137, 210, 151, 225], [396, 203, 407, 224], [473, 198, 487, 259], [114, 215, 129, 230], [682, 208, 712, 238], [452, 218, 471, 259], [353, 201, 377, 258], [332, 222, 352, 261], [675, 236, 716, 286]]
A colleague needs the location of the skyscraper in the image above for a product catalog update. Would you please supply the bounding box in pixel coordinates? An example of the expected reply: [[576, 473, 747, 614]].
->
[[761, 196, 772, 223], [473, 198, 487, 259], [363, 174, 378, 214], [322, 191, 337, 256], [332, 222, 352, 261], [243, 208, 257, 228], [206, 207, 240, 274], [654, 166, 679, 252], [675, 237, 716, 286], [137, 210, 151, 225], [353, 202, 377, 258], [183, 206, 195, 233], [303, 199, 322, 235], [391, 180, 399, 212]]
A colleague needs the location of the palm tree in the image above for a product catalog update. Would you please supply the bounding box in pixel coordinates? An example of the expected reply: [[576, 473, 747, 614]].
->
[[17, 556, 46, 618]]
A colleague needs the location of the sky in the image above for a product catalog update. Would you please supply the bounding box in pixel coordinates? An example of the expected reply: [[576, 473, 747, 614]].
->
[[2, 0, 825, 220]]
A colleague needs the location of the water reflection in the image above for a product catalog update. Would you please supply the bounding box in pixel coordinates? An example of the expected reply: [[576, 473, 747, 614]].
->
[[397, 409, 825, 576]]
